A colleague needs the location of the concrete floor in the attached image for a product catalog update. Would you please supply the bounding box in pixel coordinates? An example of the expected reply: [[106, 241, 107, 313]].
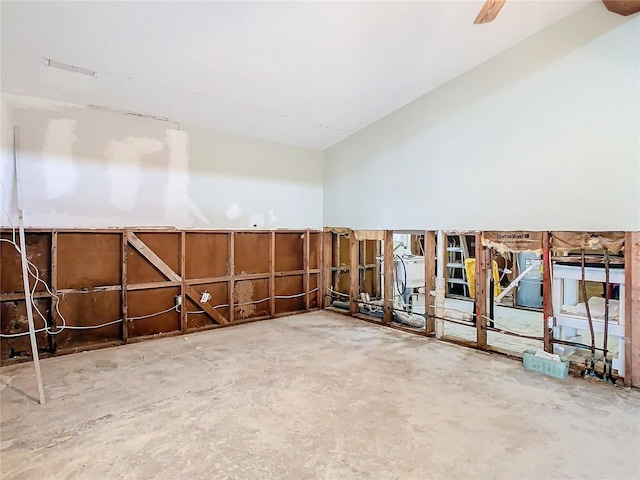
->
[[1, 311, 639, 480]]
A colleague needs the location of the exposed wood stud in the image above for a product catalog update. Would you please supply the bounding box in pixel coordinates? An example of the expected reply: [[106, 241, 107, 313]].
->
[[180, 231, 187, 333], [424, 230, 436, 334], [349, 231, 359, 315], [269, 231, 275, 317], [121, 231, 128, 343], [626, 232, 639, 387], [127, 232, 181, 282], [383, 230, 394, 324], [304, 229, 311, 311], [50, 231, 58, 346], [229, 232, 235, 324], [372, 240, 381, 298], [322, 231, 332, 308], [475, 232, 487, 349], [332, 233, 340, 291], [542, 231, 553, 353]]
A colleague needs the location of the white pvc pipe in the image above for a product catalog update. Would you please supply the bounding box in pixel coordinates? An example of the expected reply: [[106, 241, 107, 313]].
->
[[14, 126, 46, 405]]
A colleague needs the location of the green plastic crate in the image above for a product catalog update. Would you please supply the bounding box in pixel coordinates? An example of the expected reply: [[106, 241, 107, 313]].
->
[[522, 350, 569, 379]]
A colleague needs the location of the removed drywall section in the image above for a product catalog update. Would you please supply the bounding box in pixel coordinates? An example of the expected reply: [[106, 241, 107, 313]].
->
[[1, 93, 323, 228], [323, 5, 640, 231]]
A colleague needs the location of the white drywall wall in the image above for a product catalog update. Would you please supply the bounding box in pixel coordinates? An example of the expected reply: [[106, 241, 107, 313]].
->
[[0, 93, 323, 229], [323, 5, 640, 231]]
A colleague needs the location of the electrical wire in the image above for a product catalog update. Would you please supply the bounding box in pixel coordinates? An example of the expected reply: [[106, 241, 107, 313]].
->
[[186, 288, 319, 315]]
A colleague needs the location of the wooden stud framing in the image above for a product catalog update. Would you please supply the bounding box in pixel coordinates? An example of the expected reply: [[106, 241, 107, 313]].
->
[[424, 230, 436, 334], [542, 231, 553, 353], [269, 231, 276, 317], [383, 230, 394, 324], [50, 231, 58, 342], [121, 231, 128, 342], [228, 231, 235, 324], [180, 230, 187, 333], [322, 231, 332, 308], [475, 232, 487, 349], [626, 232, 639, 387], [349, 230, 359, 315], [372, 240, 381, 298], [304, 229, 311, 311]]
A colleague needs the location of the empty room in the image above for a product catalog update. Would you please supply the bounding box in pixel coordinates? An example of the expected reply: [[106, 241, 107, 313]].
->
[[1, 1, 639, 479]]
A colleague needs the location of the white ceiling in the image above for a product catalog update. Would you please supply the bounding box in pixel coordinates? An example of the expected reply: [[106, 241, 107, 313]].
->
[[2, 1, 593, 149]]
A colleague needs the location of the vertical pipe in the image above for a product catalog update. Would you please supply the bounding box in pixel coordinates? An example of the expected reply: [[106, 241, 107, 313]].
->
[[383, 230, 394, 324], [349, 231, 359, 315], [13, 126, 45, 405], [435, 230, 446, 339], [424, 231, 436, 335], [542, 231, 553, 352]]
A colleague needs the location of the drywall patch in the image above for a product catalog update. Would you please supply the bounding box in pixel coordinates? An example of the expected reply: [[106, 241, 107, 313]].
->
[[41, 118, 78, 199], [268, 209, 278, 226], [163, 129, 209, 226], [105, 137, 164, 211], [226, 203, 242, 220]]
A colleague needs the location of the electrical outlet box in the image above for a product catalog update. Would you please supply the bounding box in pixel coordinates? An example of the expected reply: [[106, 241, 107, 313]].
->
[[175, 295, 182, 307]]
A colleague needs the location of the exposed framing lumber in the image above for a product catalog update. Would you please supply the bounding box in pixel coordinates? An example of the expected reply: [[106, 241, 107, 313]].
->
[[180, 231, 187, 333], [127, 231, 228, 325], [304, 229, 311, 311], [269, 231, 276, 317], [322, 231, 332, 308], [121, 231, 128, 342], [349, 230, 359, 315], [475, 232, 487, 349], [50, 231, 58, 346], [126, 232, 181, 282], [626, 232, 639, 387], [383, 230, 394, 324], [424, 230, 436, 334], [542, 231, 553, 352], [372, 240, 381, 299], [228, 231, 235, 324]]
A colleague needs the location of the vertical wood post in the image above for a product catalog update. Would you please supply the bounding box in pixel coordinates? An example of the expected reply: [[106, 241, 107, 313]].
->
[[349, 230, 359, 315], [435, 230, 446, 338], [373, 239, 381, 299], [424, 231, 436, 334], [121, 231, 128, 343], [228, 232, 235, 324], [383, 230, 394, 324], [180, 230, 187, 333], [332, 234, 340, 292], [269, 231, 276, 317], [626, 232, 639, 387], [322, 231, 332, 308], [542, 231, 553, 353], [475, 232, 487, 349], [304, 229, 311, 311], [50, 231, 58, 352]]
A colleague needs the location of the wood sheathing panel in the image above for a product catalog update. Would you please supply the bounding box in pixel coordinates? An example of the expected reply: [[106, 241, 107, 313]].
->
[[185, 233, 228, 278], [309, 233, 319, 270], [235, 233, 269, 274], [185, 282, 229, 330], [1, 233, 50, 294], [275, 275, 305, 314], [127, 287, 180, 337], [128, 232, 180, 284], [0, 299, 50, 361], [275, 233, 304, 272], [234, 279, 269, 319], [54, 291, 121, 351], [1, 228, 320, 362], [57, 233, 120, 289]]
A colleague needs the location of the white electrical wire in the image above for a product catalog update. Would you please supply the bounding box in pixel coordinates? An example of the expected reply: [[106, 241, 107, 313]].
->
[[186, 288, 319, 315], [327, 287, 350, 298]]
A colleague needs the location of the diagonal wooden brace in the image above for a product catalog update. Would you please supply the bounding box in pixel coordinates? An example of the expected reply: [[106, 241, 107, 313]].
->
[[127, 232, 228, 325]]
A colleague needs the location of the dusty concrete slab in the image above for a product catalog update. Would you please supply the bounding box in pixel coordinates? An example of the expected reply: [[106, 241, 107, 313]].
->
[[1, 311, 639, 479]]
